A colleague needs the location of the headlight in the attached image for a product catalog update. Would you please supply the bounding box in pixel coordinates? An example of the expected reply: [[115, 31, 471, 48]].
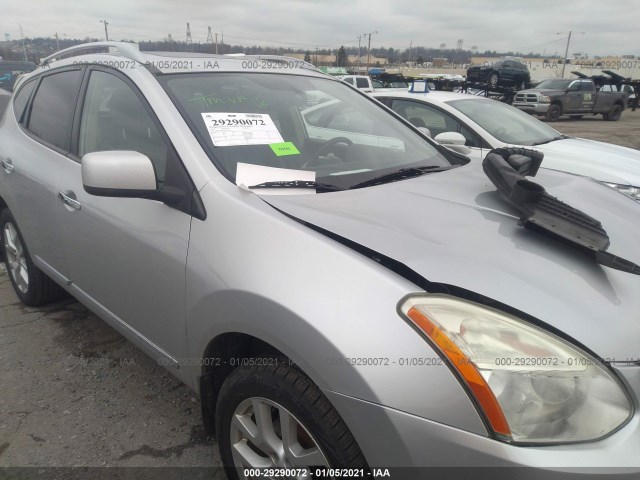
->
[[600, 182, 640, 201], [399, 295, 632, 444], [539, 95, 551, 103]]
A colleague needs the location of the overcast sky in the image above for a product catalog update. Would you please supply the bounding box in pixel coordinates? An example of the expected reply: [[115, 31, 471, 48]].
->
[[1, 0, 638, 57]]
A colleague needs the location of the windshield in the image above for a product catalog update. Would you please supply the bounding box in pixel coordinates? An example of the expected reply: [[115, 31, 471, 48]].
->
[[161, 73, 452, 190], [534, 79, 571, 90], [447, 98, 562, 146]]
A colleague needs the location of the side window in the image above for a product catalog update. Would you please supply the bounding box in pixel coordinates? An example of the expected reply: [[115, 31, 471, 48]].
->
[[391, 100, 482, 147], [13, 79, 37, 124], [568, 81, 581, 91], [27, 70, 83, 151], [581, 81, 595, 92], [343, 77, 355, 86], [356, 78, 370, 89], [79, 70, 168, 182]]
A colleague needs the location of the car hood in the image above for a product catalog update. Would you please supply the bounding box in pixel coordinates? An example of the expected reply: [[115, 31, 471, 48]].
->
[[265, 162, 640, 358], [528, 137, 640, 185]]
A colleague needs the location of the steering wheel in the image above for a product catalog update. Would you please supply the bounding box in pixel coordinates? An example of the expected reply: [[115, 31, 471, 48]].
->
[[302, 137, 354, 168]]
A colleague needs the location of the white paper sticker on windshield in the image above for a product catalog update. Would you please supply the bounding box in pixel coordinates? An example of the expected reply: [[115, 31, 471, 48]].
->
[[201, 112, 284, 146]]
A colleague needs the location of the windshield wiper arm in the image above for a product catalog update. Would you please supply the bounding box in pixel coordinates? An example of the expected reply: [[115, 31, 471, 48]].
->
[[349, 165, 456, 190], [531, 135, 569, 146], [248, 180, 342, 192]]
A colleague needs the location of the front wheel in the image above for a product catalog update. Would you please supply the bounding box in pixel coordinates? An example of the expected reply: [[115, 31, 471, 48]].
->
[[216, 361, 369, 479], [1, 209, 65, 306], [545, 104, 562, 121]]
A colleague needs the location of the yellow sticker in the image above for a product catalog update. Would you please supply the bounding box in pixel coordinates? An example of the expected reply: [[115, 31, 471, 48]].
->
[[270, 142, 300, 156]]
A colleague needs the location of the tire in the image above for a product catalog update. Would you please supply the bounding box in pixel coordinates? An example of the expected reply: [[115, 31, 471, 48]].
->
[[545, 103, 562, 122], [216, 361, 369, 478], [487, 72, 499, 87], [1, 209, 65, 307], [569, 115, 583, 119], [604, 104, 622, 121]]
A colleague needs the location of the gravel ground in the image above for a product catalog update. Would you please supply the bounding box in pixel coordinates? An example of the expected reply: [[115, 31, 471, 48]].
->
[[0, 263, 220, 471], [547, 109, 640, 150], [0, 109, 638, 473]]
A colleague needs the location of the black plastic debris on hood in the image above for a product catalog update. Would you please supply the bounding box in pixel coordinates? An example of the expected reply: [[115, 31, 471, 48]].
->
[[483, 147, 640, 276]]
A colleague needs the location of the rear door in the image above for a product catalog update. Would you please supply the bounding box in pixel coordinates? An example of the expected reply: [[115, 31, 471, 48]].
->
[[56, 67, 194, 365], [0, 68, 84, 282]]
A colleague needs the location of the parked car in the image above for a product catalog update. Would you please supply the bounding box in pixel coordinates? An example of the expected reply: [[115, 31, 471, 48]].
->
[[0, 88, 10, 116], [373, 90, 640, 201], [337, 74, 374, 92], [513, 78, 628, 121], [0, 60, 37, 92], [2, 43, 640, 477], [466, 60, 531, 89]]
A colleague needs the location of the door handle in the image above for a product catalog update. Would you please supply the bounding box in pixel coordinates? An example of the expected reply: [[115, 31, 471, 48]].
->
[[2, 158, 14, 174], [58, 191, 82, 211]]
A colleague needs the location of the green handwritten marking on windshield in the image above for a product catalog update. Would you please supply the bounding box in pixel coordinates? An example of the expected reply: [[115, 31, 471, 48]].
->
[[189, 94, 224, 105], [270, 142, 300, 156]]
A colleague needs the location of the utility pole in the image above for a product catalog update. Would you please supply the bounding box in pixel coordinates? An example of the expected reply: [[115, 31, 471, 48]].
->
[[99, 20, 109, 41], [54, 32, 60, 51], [186, 22, 192, 44], [557, 30, 585, 78], [207, 26, 214, 44], [19, 25, 27, 61], [365, 31, 378, 71], [408, 39, 412, 65], [215, 33, 218, 54], [221, 29, 224, 53], [357, 34, 363, 72]]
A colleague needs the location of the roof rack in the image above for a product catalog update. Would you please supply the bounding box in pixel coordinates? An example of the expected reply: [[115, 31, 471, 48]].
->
[[41, 41, 147, 66]]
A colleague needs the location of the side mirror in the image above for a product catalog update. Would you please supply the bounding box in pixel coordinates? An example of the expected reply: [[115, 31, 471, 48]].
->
[[434, 131, 466, 146], [82, 151, 158, 197]]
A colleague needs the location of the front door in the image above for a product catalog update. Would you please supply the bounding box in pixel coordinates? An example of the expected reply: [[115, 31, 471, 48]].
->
[[56, 68, 192, 365]]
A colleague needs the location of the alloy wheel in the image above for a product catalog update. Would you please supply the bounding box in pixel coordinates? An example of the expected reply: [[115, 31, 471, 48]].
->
[[230, 397, 329, 478], [3, 222, 29, 294]]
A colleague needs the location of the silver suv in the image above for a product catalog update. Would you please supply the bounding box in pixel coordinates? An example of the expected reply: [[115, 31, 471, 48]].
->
[[1, 43, 640, 478]]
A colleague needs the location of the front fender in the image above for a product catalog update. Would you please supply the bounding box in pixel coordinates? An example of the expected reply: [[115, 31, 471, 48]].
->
[[184, 178, 488, 436]]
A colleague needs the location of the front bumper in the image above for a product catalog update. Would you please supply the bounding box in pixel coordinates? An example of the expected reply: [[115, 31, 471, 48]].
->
[[324, 365, 640, 478], [513, 102, 550, 114]]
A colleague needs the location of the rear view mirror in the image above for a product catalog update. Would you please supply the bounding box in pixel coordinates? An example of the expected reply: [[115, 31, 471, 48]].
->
[[434, 131, 466, 145], [82, 151, 158, 197]]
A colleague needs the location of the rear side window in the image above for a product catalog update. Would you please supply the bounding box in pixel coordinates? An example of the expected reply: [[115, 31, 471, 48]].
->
[[356, 78, 370, 88], [343, 77, 355, 85], [13, 80, 37, 124], [27, 70, 83, 151]]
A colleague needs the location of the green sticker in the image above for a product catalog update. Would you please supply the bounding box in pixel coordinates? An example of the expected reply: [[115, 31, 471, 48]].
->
[[270, 142, 300, 156]]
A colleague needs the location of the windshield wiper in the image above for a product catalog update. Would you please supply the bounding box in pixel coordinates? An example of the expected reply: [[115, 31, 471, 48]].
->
[[349, 165, 456, 190], [531, 135, 569, 146], [248, 180, 342, 192], [483, 147, 640, 276]]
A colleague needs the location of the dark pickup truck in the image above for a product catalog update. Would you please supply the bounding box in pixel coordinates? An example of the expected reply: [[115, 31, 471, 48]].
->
[[512, 78, 628, 121]]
